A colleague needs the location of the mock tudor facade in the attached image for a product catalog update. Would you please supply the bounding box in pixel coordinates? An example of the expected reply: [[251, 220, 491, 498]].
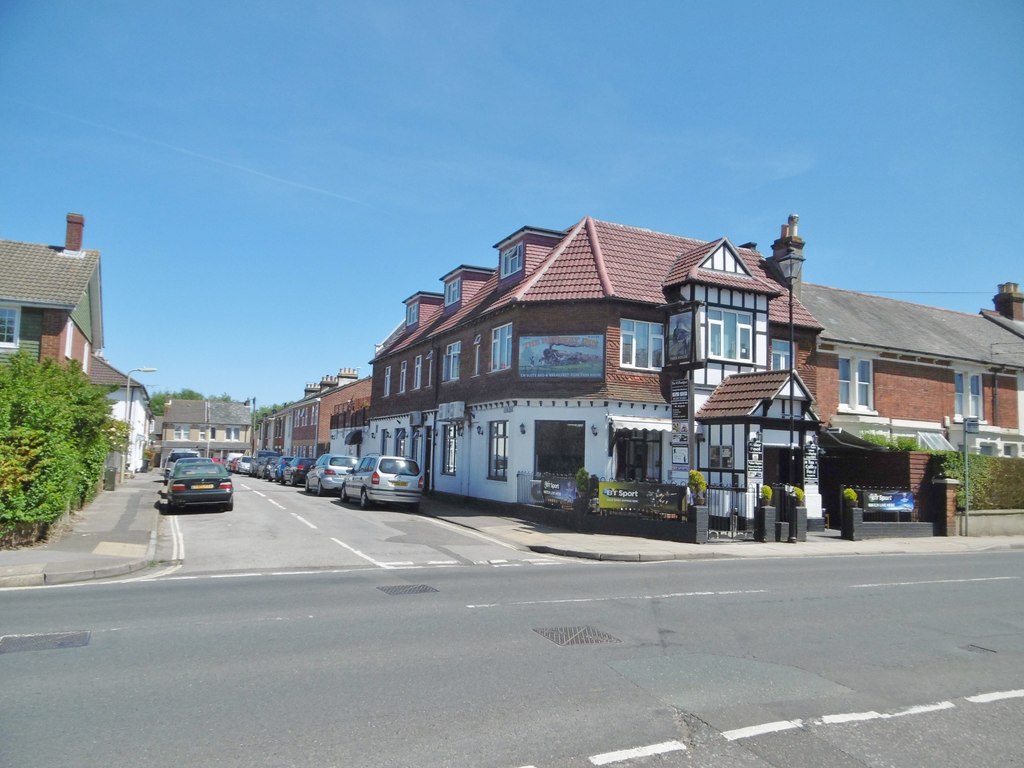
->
[[365, 214, 830, 520]]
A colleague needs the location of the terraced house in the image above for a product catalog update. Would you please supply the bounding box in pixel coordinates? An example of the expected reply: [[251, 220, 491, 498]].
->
[[366, 213, 1024, 528]]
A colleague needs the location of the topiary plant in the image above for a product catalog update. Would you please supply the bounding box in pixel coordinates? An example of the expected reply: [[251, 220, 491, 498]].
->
[[688, 470, 707, 494], [760, 485, 773, 504], [575, 467, 592, 499], [843, 487, 858, 506], [793, 486, 805, 505]]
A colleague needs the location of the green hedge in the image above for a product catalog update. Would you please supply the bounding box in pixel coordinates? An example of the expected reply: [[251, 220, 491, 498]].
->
[[0, 352, 117, 538], [932, 452, 1024, 510]]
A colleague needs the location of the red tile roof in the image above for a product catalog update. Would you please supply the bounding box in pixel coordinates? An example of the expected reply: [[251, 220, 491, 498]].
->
[[378, 215, 822, 358], [696, 370, 817, 420]]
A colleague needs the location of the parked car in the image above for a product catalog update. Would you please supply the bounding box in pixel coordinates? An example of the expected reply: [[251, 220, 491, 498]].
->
[[165, 461, 233, 512], [235, 456, 254, 475], [282, 457, 315, 486], [252, 449, 281, 477], [162, 448, 201, 484], [305, 454, 359, 496], [341, 454, 422, 511], [271, 456, 296, 483]]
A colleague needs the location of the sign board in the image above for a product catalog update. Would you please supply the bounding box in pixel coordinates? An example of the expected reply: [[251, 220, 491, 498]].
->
[[519, 335, 604, 379], [597, 481, 686, 515], [863, 490, 914, 512], [964, 417, 980, 434], [747, 433, 763, 483], [541, 477, 576, 509]]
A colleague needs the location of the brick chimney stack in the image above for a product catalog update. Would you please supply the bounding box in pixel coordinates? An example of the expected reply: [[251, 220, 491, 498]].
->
[[994, 282, 1024, 321], [65, 213, 84, 251], [769, 213, 806, 299]]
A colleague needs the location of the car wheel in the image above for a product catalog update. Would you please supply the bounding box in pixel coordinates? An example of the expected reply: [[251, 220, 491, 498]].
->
[[316, 481, 325, 497], [223, 500, 234, 512], [359, 489, 371, 510], [340, 483, 349, 503]]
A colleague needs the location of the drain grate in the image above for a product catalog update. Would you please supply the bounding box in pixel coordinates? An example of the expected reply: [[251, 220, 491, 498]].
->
[[533, 626, 621, 647], [377, 584, 439, 596], [0, 631, 91, 655]]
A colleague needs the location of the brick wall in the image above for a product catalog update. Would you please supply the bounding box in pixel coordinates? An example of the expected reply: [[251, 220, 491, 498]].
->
[[874, 358, 948, 422], [38, 309, 66, 361]]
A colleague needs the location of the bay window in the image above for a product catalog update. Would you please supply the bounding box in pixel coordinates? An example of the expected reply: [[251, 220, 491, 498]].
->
[[708, 308, 752, 362], [620, 319, 664, 369]]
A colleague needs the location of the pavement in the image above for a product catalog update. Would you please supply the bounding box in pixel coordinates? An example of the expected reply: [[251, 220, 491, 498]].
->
[[3, 470, 1023, 587]]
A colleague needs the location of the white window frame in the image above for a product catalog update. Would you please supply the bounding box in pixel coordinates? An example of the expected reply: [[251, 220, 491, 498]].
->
[[65, 317, 74, 358], [490, 323, 513, 372], [413, 355, 422, 390], [0, 305, 20, 348], [955, 371, 983, 420], [399, 361, 407, 393], [444, 278, 461, 307], [771, 339, 792, 370], [620, 319, 664, 370], [443, 341, 461, 382], [173, 425, 189, 440], [383, 366, 392, 397], [707, 308, 753, 362], [500, 243, 523, 278], [225, 427, 240, 441], [839, 356, 873, 410], [405, 302, 418, 327]]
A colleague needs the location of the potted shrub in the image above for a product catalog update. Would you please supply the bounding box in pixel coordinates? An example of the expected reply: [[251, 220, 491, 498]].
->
[[688, 470, 707, 506], [760, 485, 773, 507]]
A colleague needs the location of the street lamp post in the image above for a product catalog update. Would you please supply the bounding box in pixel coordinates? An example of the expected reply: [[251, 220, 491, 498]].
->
[[776, 247, 804, 534], [122, 367, 157, 483]]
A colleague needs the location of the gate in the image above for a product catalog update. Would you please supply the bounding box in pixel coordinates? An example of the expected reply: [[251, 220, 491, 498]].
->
[[706, 485, 753, 539]]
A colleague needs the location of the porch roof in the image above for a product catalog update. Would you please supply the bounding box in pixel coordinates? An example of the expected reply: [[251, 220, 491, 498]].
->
[[696, 370, 818, 421]]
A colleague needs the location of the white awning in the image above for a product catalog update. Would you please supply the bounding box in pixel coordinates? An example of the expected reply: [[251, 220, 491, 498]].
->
[[609, 416, 672, 433]]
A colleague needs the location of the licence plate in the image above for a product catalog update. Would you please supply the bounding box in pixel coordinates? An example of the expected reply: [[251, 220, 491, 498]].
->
[[392, 481, 408, 487], [193, 483, 214, 490]]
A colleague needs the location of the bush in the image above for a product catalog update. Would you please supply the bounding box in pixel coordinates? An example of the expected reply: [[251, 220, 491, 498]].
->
[[793, 486, 805, 505], [688, 470, 707, 494], [843, 487, 858, 505], [931, 451, 1024, 510], [760, 485, 773, 504], [0, 353, 117, 540]]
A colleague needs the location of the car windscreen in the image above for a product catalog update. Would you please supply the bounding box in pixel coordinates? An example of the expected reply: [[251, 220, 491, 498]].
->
[[379, 458, 419, 476], [330, 457, 358, 468], [173, 464, 228, 478]]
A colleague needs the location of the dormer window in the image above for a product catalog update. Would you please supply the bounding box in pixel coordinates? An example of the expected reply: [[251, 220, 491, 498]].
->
[[445, 278, 461, 307], [406, 302, 419, 327], [500, 242, 524, 278]]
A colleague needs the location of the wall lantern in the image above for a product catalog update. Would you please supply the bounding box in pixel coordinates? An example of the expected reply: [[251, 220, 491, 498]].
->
[[476, 425, 484, 435], [519, 423, 526, 435], [590, 424, 599, 436]]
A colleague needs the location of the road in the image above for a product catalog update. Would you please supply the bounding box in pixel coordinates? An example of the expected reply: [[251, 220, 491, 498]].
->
[[2, 475, 1022, 767]]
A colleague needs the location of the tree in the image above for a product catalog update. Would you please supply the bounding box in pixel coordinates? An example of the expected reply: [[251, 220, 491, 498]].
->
[[150, 388, 208, 416]]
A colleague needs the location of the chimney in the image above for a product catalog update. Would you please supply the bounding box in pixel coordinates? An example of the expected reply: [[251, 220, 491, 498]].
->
[[338, 367, 359, 381], [769, 213, 805, 299], [65, 212, 85, 251], [994, 282, 1024, 321]]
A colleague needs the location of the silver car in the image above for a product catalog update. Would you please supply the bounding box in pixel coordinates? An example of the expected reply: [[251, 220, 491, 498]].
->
[[305, 453, 358, 496], [341, 455, 422, 511]]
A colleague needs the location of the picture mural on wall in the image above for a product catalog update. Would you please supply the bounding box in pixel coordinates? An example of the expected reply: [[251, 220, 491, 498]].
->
[[519, 334, 604, 379]]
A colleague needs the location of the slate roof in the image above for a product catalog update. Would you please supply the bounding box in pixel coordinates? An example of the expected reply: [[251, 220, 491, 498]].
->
[[696, 370, 817, 421], [164, 400, 252, 426], [0, 239, 101, 308], [801, 284, 1024, 368], [379, 216, 821, 358]]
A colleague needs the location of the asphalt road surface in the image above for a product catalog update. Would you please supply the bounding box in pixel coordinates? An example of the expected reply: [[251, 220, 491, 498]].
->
[[2, 477, 1022, 767]]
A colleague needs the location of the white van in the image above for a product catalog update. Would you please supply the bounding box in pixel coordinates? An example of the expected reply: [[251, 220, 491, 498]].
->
[[162, 448, 201, 484]]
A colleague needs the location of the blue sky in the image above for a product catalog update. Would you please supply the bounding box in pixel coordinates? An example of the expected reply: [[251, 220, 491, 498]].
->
[[2, 1, 1022, 408]]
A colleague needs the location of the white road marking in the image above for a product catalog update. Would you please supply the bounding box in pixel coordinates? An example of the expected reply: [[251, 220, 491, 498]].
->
[[726, 693, 1009, 742], [290, 513, 317, 530], [851, 576, 1018, 589], [966, 689, 1024, 703], [268, 499, 286, 510], [331, 537, 394, 569], [427, 560, 458, 565], [466, 589, 767, 609], [589, 739, 686, 765], [723, 720, 802, 741]]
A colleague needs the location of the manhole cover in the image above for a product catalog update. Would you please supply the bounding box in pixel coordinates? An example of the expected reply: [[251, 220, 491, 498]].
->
[[377, 584, 439, 596], [0, 631, 91, 654], [533, 626, 621, 646]]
